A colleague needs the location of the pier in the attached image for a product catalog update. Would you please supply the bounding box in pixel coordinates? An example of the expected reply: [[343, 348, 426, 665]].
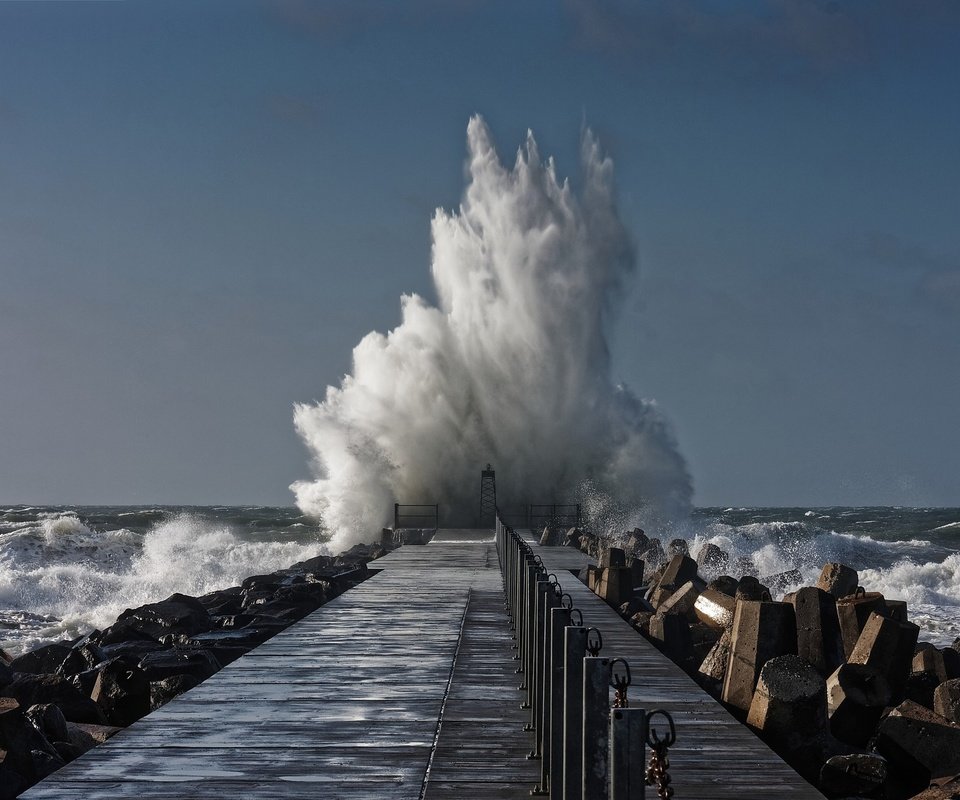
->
[[22, 525, 825, 799]]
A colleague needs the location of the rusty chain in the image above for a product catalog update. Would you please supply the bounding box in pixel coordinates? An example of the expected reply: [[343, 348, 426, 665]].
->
[[645, 709, 677, 799]]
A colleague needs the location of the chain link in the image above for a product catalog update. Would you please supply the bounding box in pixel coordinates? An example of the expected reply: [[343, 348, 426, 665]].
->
[[645, 742, 674, 799]]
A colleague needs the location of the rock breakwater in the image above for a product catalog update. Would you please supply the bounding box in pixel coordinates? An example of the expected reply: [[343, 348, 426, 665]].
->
[[0, 539, 390, 798]]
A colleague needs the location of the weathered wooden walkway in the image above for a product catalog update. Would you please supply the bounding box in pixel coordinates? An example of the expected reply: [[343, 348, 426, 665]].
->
[[23, 527, 824, 799], [23, 530, 537, 799]]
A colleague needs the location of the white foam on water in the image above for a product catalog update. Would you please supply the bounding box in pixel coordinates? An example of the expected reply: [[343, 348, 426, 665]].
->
[[0, 513, 326, 654], [292, 117, 693, 551]]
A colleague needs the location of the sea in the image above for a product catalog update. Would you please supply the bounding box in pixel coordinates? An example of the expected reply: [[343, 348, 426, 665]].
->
[[0, 505, 958, 656]]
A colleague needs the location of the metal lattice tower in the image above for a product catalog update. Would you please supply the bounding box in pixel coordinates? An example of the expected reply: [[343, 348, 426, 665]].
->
[[479, 464, 496, 527]]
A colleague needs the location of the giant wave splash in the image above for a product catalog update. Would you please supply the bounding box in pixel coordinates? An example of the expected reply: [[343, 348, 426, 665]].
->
[[292, 117, 692, 548]]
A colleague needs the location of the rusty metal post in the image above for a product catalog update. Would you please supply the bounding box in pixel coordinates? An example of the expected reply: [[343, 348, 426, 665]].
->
[[609, 708, 647, 800], [582, 656, 611, 800]]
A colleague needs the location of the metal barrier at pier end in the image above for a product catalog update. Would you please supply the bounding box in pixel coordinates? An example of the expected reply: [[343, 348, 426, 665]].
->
[[495, 512, 676, 800], [393, 503, 439, 530], [527, 504, 582, 531]]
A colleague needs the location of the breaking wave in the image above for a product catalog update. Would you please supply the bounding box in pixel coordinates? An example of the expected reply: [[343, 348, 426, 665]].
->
[[292, 117, 692, 549]]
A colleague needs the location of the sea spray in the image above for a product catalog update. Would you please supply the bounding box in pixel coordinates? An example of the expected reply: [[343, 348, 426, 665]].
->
[[292, 117, 692, 547]]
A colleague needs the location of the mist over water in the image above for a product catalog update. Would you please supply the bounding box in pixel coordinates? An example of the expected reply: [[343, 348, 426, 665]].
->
[[292, 117, 692, 548]]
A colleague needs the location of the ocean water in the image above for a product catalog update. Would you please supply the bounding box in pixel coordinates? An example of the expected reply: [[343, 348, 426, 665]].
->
[[1, 505, 957, 656], [0, 506, 329, 655]]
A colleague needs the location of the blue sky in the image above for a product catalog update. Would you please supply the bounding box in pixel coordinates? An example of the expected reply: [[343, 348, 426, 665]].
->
[[1, 0, 958, 507]]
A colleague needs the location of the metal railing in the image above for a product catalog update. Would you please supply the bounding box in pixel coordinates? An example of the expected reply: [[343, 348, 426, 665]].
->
[[393, 503, 439, 530], [495, 503, 583, 531], [495, 510, 676, 799]]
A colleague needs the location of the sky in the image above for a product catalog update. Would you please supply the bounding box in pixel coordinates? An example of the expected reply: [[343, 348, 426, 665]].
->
[[0, 0, 958, 508]]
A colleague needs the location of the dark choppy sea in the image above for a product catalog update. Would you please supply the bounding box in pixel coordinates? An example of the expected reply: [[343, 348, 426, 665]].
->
[[0, 505, 957, 655]]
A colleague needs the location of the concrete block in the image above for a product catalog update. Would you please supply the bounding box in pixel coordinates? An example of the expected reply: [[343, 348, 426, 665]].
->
[[649, 612, 691, 663], [586, 565, 601, 592], [934, 678, 960, 725], [819, 754, 887, 799], [826, 662, 891, 746], [623, 528, 649, 555], [837, 590, 887, 659], [699, 629, 732, 682], [721, 600, 797, 713], [629, 611, 654, 635], [905, 669, 940, 709], [667, 538, 689, 557], [848, 611, 920, 702], [539, 525, 560, 546], [695, 542, 729, 574], [597, 566, 633, 608], [694, 588, 737, 630], [735, 576, 771, 601], [883, 599, 908, 622], [760, 569, 803, 596], [637, 539, 665, 575], [707, 575, 738, 597], [627, 557, 645, 588], [599, 547, 626, 568], [658, 554, 699, 591], [815, 562, 858, 598], [910, 775, 960, 800], [657, 580, 700, 619], [746, 654, 828, 778], [792, 586, 844, 676], [943, 647, 960, 680], [914, 646, 949, 683], [875, 700, 960, 781]]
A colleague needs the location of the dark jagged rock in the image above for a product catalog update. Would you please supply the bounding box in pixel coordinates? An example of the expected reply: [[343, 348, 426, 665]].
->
[[942, 647, 960, 681], [56, 635, 106, 678], [137, 648, 221, 682], [64, 721, 122, 755], [623, 528, 649, 556], [149, 674, 201, 710], [9, 644, 72, 676], [819, 753, 887, 799], [99, 593, 213, 645], [911, 775, 960, 800], [1, 673, 106, 724], [91, 658, 151, 727], [24, 703, 69, 745]]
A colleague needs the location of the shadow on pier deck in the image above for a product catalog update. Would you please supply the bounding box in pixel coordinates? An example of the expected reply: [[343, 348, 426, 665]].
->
[[22, 527, 824, 799]]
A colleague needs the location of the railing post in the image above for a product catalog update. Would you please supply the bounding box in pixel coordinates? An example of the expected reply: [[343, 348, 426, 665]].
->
[[609, 708, 647, 800], [394, 502, 399, 529], [562, 627, 587, 800], [582, 656, 611, 800]]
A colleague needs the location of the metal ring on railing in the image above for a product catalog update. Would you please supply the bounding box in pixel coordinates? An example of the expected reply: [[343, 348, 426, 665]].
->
[[609, 658, 631, 688], [646, 709, 677, 748], [533, 555, 543, 567], [586, 627, 603, 656], [559, 592, 573, 610], [547, 573, 559, 585], [570, 608, 583, 627]]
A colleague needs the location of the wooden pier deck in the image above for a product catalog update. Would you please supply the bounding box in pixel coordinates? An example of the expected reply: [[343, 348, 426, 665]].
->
[[23, 530, 537, 799], [23, 528, 824, 799]]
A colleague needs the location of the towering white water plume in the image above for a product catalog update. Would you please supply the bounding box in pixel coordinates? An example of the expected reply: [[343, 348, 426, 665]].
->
[[292, 116, 692, 548]]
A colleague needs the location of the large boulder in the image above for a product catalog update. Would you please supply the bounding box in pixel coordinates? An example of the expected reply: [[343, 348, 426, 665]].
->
[[1, 673, 106, 724], [149, 674, 201, 710], [819, 753, 887, 799], [137, 648, 221, 682], [99, 593, 213, 645], [9, 643, 72, 675], [91, 658, 152, 727], [874, 700, 960, 784]]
